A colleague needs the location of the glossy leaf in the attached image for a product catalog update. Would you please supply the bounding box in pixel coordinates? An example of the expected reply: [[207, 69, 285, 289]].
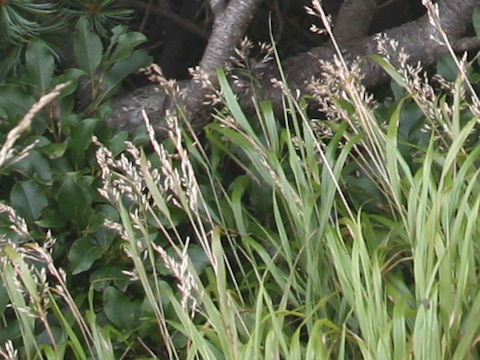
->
[[0, 86, 34, 119], [0, 282, 8, 317], [25, 38, 54, 95], [56, 173, 93, 226], [11, 150, 52, 182], [473, 5, 480, 38], [73, 17, 103, 77], [108, 25, 128, 48], [436, 54, 458, 82], [103, 286, 139, 330], [39, 142, 68, 160], [107, 131, 128, 157], [102, 50, 151, 100], [10, 180, 48, 222], [68, 236, 104, 274], [54, 69, 85, 97], [68, 118, 98, 166], [188, 244, 209, 275], [107, 31, 147, 66], [90, 266, 127, 291], [0, 108, 7, 121], [35, 207, 67, 229]]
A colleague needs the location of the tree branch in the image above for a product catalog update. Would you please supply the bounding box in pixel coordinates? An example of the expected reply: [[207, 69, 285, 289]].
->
[[241, 0, 477, 111], [107, 0, 478, 134], [333, 0, 382, 42], [178, 0, 263, 129], [210, 0, 227, 18]]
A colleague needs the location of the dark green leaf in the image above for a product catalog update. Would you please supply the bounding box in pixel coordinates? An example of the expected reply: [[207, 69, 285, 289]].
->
[[107, 32, 147, 66], [399, 102, 424, 138], [39, 142, 68, 159], [11, 144, 53, 180], [108, 131, 128, 156], [25, 38, 54, 95], [436, 54, 458, 82], [56, 173, 93, 225], [103, 286, 139, 329], [0, 282, 8, 316], [473, 5, 480, 38], [0, 86, 35, 119], [0, 318, 20, 344], [102, 50, 152, 100], [68, 118, 98, 165], [54, 69, 85, 97], [73, 17, 103, 77], [90, 266, 127, 291], [94, 207, 118, 249], [68, 236, 104, 274], [35, 207, 67, 229], [109, 25, 128, 45], [10, 180, 48, 222], [37, 326, 66, 346], [188, 244, 209, 275], [28, 151, 52, 181]]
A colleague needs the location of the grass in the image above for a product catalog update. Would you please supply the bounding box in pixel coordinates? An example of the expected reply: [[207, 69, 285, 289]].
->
[[2, 4, 480, 358]]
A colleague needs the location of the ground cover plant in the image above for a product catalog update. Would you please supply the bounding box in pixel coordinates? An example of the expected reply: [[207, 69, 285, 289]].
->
[[2, 1, 480, 359]]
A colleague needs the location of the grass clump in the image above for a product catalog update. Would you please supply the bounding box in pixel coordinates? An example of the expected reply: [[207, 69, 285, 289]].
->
[[90, 43, 480, 357], [2, 4, 480, 359]]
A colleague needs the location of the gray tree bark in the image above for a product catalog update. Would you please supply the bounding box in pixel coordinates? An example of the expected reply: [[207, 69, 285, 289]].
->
[[107, 0, 480, 135]]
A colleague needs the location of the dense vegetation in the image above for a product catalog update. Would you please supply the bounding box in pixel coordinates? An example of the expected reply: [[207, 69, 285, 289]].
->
[[2, 0, 480, 359]]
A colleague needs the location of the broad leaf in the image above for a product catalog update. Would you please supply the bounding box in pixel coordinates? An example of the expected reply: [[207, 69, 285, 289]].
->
[[39, 142, 68, 159], [436, 54, 458, 82], [107, 32, 147, 66], [0, 86, 34, 119], [68, 236, 104, 274], [73, 17, 103, 77], [54, 69, 85, 97], [107, 131, 128, 156], [35, 207, 67, 229], [56, 173, 93, 226], [102, 50, 151, 100], [68, 117, 98, 166], [473, 5, 480, 38], [25, 38, 54, 95], [10, 180, 48, 222], [90, 266, 127, 291], [188, 244, 209, 275], [26, 150, 52, 182], [109, 25, 128, 47], [103, 286, 139, 330], [0, 282, 8, 317]]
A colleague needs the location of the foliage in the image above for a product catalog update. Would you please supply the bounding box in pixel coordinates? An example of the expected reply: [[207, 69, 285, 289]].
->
[[0, 0, 132, 80], [2, 2, 480, 359], [0, 3, 150, 357]]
